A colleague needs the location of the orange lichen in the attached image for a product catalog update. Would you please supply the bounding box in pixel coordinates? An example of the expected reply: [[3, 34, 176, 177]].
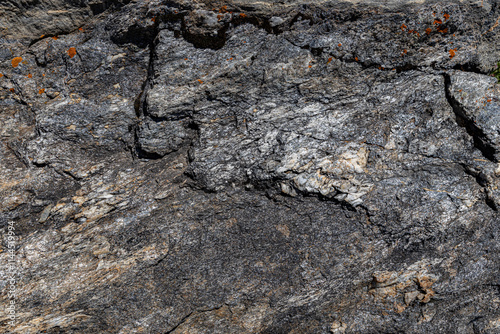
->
[[443, 13, 450, 21], [11, 57, 22, 68], [9, 88, 15, 93], [449, 48, 457, 59], [67, 47, 77, 58], [52, 36, 58, 40], [401, 24, 407, 31], [217, 14, 223, 21], [239, 13, 247, 18], [184, 58, 188, 60], [39, 88, 45, 94], [151, 17, 156, 22], [437, 26, 448, 33], [40, 34, 45, 38], [432, 12, 436, 17], [402, 49, 408, 55], [197, 79, 203, 84], [327, 57, 333, 64], [487, 99, 492, 102], [308, 65, 312, 68], [425, 27, 432, 35], [433, 19, 443, 25], [0, 73, 3, 78], [338, 43, 342, 47], [219, 5, 227, 13], [79, 27, 84, 31], [355, 57, 358, 61], [27, 73, 32, 78]]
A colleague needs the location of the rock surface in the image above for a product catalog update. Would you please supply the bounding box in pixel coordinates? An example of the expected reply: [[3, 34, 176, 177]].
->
[[1, 0, 500, 333]]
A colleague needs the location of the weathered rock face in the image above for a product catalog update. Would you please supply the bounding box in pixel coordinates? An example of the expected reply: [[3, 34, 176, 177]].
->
[[2, 0, 500, 333]]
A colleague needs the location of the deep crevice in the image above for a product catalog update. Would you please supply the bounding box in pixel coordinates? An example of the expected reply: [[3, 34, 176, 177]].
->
[[164, 311, 194, 334], [485, 193, 498, 211], [61, 169, 83, 182], [32, 161, 49, 168], [177, 10, 285, 51], [395, 63, 419, 73], [132, 17, 162, 160], [460, 164, 497, 211], [134, 123, 166, 160], [443, 73, 497, 162], [460, 164, 488, 187], [147, 112, 192, 123], [452, 62, 485, 74], [181, 26, 228, 50], [134, 87, 145, 118]]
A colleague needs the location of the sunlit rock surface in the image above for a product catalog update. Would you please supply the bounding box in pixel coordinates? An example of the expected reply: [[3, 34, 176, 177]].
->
[[1, 0, 500, 333]]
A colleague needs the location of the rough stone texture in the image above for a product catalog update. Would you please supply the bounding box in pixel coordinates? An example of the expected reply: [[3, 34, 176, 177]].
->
[[1, 0, 500, 333]]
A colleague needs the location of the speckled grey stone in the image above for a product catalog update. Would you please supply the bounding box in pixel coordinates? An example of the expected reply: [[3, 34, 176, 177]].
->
[[1, 0, 500, 333]]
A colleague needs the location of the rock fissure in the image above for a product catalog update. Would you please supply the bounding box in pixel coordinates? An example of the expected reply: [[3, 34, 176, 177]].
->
[[443, 72, 498, 162]]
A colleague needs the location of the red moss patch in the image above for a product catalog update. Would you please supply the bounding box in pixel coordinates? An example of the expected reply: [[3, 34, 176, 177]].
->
[[449, 48, 457, 59], [67, 47, 77, 58], [437, 26, 448, 33], [11, 57, 22, 68]]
